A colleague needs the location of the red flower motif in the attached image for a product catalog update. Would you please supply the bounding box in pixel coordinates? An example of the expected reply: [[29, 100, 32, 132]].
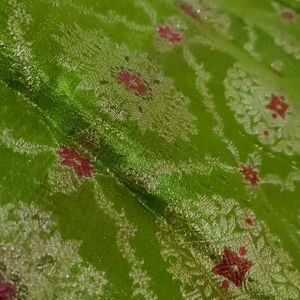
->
[[179, 3, 199, 20], [0, 282, 16, 300], [221, 279, 229, 289], [281, 10, 295, 21], [117, 70, 148, 96], [239, 246, 247, 256], [240, 165, 259, 186], [246, 218, 253, 226], [212, 248, 252, 287], [58, 147, 93, 177], [266, 94, 289, 119], [156, 26, 182, 43]]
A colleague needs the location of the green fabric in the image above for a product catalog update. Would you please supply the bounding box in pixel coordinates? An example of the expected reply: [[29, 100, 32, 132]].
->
[[0, 0, 300, 299]]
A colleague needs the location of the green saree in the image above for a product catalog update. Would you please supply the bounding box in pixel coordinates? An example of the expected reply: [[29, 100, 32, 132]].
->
[[0, 0, 300, 298]]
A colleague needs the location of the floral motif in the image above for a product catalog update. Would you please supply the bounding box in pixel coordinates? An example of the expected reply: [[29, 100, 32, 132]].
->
[[117, 70, 149, 96], [273, 2, 295, 22], [224, 63, 300, 155], [281, 9, 295, 21], [58, 147, 93, 177], [271, 2, 300, 58], [238, 246, 247, 256], [240, 165, 259, 186], [0, 203, 107, 299], [56, 25, 197, 141], [157, 194, 300, 298], [221, 279, 229, 289], [266, 94, 289, 119], [156, 26, 182, 43], [212, 248, 252, 287], [153, 20, 185, 52]]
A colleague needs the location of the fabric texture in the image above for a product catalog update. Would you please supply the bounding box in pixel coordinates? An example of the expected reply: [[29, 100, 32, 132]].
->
[[0, 0, 300, 299]]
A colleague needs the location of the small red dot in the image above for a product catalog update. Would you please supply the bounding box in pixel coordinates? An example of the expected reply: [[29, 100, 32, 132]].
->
[[263, 130, 269, 138], [221, 280, 229, 289], [239, 246, 247, 256], [281, 10, 294, 21], [246, 218, 253, 225]]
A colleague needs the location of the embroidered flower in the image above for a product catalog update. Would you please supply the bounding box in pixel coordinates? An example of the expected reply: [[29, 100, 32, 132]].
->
[[58, 147, 93, 177], [117, 70, 148, 96], [240, 165, 259, 186], [156, 26, 182, 43], [0, 282, 16, 300], [179, 3, 199, 20], [212, 248, 252, 287], [225, 63, 300, 155], [266, 94, 289, 119], [159, 197, 300, 298], [281, 9, 295, 21], [56, 25, 197, 141]]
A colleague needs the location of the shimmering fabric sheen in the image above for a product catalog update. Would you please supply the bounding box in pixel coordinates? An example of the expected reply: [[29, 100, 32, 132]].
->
[[0, 0, 300, 299]]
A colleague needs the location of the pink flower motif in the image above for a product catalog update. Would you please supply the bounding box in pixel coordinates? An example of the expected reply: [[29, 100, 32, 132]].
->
[[179, 3, 199, 20], [281, 9, 295, 21], [266, 94, 289, 119], [58, 147, 93, 177], [156, 26, 182, 43], [240, 165, 259, 186], [212, 248, 252, 287], [0, 282, 16, 300], [117, 70, 148, 96]]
